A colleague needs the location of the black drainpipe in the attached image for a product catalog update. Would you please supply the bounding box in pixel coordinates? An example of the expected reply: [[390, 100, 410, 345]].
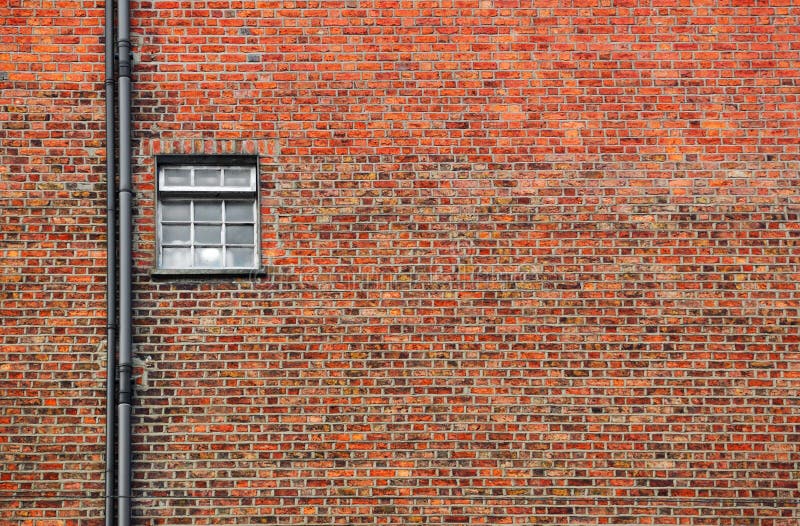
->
[[117, 0, 133, 523], [104, 0, 116, 524]]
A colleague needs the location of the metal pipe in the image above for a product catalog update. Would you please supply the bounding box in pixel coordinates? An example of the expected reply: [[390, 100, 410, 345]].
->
[[117, 0, 132, 523], [104, 0, 116, 523]]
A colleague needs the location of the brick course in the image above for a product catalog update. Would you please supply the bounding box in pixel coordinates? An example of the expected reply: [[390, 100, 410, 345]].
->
[[3, 0, 800, 524]]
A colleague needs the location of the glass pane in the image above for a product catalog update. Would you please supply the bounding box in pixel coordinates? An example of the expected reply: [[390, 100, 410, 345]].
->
[[195, 225, 222, 244], [227, 225, 254, 244], [195, 168, 221, 187], [195, 247, 222, 268], [162, 247, 191, 268], [162, 224, 191, 244], [226, 247, 254, 268], [224, 168, 253, 188], [226, 201, 254, 222], [194, 201, 222, 221], [163, 167, 190, 187], [161, 201, 190, 221]]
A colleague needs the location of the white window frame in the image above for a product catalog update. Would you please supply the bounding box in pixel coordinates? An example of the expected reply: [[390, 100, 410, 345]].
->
[[156, 159, 259, 273]]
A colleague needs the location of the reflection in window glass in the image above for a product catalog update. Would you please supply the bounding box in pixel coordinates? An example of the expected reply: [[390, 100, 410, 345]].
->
[[163, 168, 190, 187], [195, 247, 223, 268], [195, 168, 221, 186], [227, 225, 254, 244], [162, 201, 191, 221], [162, 247, 191, 269], [162, 225, 191, 244], [194, 201, 222, 222], [224, 168, 252, 188], [226, 247, 254, 268], [226, 201, 254, 222], [195, 225, 222, 244]]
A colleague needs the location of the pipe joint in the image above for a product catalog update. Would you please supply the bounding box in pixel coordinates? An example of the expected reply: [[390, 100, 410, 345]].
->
[[118, 40, 132, 78]]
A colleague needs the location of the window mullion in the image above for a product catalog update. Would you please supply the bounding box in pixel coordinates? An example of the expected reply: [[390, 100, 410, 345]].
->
[[190, 200, 196, 269], [221, 200, 227, 268]]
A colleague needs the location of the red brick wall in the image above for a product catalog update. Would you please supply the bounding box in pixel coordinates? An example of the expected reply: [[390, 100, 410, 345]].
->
[[0, 0, 108, 523], [6, 1, 800, 525]]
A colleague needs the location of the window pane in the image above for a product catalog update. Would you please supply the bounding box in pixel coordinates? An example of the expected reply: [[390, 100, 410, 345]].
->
[[226, 247, 254, 268], [195, 225, 222, 244], [224, 168, 253, 188], [195, 247, 222, 268], [162, 247, 191, 268], [163, 167, 190, 187], [195, 168, 221, 187], [226, 201, 254, 222], [194, 201, 222, 221], [162, 224, 191, 244], [227, 225, 254, 244], [161, 201, 191, 221]]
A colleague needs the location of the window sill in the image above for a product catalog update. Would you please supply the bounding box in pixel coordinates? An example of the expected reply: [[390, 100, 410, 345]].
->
[[150, 268, 266, 279]]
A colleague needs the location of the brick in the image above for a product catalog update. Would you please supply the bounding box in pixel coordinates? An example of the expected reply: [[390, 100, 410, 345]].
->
[[4, 1, 800, 525]]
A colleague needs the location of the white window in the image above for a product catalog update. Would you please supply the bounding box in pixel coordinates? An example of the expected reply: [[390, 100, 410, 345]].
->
[[157, 162, 258, 271]]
